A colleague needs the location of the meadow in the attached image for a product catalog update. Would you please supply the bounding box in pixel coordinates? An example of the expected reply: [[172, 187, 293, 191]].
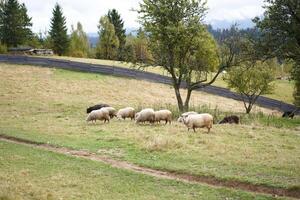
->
[[0, 63, 299, 199], [42, 55, 295, 104]]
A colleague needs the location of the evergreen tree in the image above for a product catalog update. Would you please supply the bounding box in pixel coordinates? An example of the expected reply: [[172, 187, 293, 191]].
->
[[0, 0, 32, 47], [96, 16, 119, 60], [69, 22, 89, 57], [107, 9, 126, 60], [49, 3, 69, 56]]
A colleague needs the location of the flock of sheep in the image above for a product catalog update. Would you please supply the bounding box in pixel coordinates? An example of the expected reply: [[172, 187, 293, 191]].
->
[[86, 104, 239, 133]]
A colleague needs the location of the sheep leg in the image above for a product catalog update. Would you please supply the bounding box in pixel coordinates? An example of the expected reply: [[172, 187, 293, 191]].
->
[[193, 127, 196, 132]]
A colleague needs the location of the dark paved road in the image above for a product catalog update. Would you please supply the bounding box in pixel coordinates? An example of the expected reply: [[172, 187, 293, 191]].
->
[[0, 55, 298, 114]]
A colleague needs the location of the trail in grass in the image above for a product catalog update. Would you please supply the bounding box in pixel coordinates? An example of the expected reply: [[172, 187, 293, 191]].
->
[[0, 134, 299, 199]]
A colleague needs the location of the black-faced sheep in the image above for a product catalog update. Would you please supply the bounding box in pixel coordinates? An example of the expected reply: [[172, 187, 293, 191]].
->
[[86, 108, 110, 123], [154, 109, 172, 124], [86, 104, 110, 114], [183, 113, 213, 133], [218, 115, 239, 124], [135, 108, 155, 124], [117, 107, 135, 120]]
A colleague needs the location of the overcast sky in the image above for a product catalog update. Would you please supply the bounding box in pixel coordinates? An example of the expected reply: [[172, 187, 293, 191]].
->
[[20, 0, 265, 34]]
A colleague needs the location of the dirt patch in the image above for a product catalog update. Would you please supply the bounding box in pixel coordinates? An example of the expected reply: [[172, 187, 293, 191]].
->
[[0, 134, 299, 199]]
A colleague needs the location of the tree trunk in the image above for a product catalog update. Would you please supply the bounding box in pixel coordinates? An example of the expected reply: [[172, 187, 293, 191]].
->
[[245, 102, 254, 114], [183, 89, 192, 112], [174, 85, 184, 112]]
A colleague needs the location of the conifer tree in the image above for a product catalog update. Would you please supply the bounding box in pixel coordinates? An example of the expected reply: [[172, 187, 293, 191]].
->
[[0, 0, 32, 47], [49, 3, 69, 56]]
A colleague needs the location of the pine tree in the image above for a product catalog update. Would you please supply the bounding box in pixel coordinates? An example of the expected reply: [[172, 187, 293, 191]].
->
[[96, 16, 119, 60], [0, 0, 32, 47], [49, 3, 69, 56], [69, 22, 89, 57], [107, 9, 126, 60]]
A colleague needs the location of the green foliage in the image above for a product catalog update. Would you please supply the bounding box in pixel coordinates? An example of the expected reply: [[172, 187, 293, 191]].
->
[[69, 22, 90, 58], [96, 16, 119, 60], [134, 28, 152, 63], [225, 62, 275, 113], [0, 42, 7, 53], [49, 3, 69, 56], [254, 0, 300, 107], [123, 34, 136, 63], [107, 9, 126, 60], [0, 0, 32, 47]]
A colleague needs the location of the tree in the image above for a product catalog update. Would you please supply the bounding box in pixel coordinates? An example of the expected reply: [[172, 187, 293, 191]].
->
[[49, 3, 69, 56], [134, 28, 152, 63], [69, 22, 89, 58], [254, 0, 300, 107], [0, 0, 32, 47], [138, 0, 240, 112], [107, 9, 126, 60], [96, 16, 119, 60], [123, 34, 136, 63], [225, 62, 275, 113]]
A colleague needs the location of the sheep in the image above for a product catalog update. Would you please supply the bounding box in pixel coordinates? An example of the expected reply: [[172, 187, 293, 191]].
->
[[101, 107, 117, 119], [117, 107, 135, 120], [154, 109, 172, 124], [218, 115, 239, 124], [86, 108, 110, 123], [183, 113, 213, 133], [177, 111, 198, 123], [86, 103, 110, 113], [135, 108, 155, 124]]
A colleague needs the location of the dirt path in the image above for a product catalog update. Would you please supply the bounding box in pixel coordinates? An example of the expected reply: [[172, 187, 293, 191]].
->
[[0, 134, 299, 199]]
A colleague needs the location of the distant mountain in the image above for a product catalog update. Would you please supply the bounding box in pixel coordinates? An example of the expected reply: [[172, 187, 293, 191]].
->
[[208, 18, 255, 30]]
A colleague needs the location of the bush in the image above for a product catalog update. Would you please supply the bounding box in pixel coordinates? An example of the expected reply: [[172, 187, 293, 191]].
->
[[0, 42, 7, 54]]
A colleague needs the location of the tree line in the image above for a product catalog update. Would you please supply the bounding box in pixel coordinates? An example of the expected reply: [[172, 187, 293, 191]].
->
[[0, 0, 299, 113]]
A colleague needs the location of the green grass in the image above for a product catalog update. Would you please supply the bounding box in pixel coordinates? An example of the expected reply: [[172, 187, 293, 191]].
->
[[0, 64, 299, 192], [40, 55, 295, 104], [1, 141, 281, 200]]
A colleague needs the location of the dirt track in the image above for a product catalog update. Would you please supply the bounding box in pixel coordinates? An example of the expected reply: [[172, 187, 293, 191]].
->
[[0, 134, 299, 199]]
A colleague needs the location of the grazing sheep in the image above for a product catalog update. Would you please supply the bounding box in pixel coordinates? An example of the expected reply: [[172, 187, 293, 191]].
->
[[101, 107, 117, 119], [219, 115, 239, 124], [177, 111, 198, 123], [282, 111, 295, 119], [183, 113, 213, 133], [135, 108, 155, 124], [117, 107, 135, 120], [154, 109, 172, 124], [86, 104, 110, 113], [86, 108, 110, 123]]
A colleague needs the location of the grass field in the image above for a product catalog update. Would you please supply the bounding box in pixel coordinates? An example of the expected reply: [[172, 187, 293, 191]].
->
[[0, 64, 299, 198], [42, 55, 295, 104], [0, 141, 279, 200]]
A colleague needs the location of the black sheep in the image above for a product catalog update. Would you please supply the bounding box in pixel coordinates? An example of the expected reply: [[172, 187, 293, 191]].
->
[[219, 115, 239, 124], [86, 104, 110, 114], [282, 111, 295, 119]]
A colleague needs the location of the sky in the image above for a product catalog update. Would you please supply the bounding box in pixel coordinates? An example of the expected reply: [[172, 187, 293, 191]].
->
[[20, 0, 265, 34]]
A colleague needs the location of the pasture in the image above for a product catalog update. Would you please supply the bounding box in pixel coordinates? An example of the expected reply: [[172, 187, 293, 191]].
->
[[42, 55, 295, 104], [0, 64, 299, 199]]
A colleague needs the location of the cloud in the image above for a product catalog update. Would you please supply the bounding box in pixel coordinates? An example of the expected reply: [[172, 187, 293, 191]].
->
[[20, 0, 265, 33]]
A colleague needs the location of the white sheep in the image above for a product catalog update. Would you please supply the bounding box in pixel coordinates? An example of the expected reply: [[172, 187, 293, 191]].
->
[[101, 107, 117, 119], [154, 109, 172, 124], [117, 107, 135, 120], [135, 108, 155, 124], [177, 111, 198, 123], [86, 108, 110, 123], [183, 113, 213, 133]]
